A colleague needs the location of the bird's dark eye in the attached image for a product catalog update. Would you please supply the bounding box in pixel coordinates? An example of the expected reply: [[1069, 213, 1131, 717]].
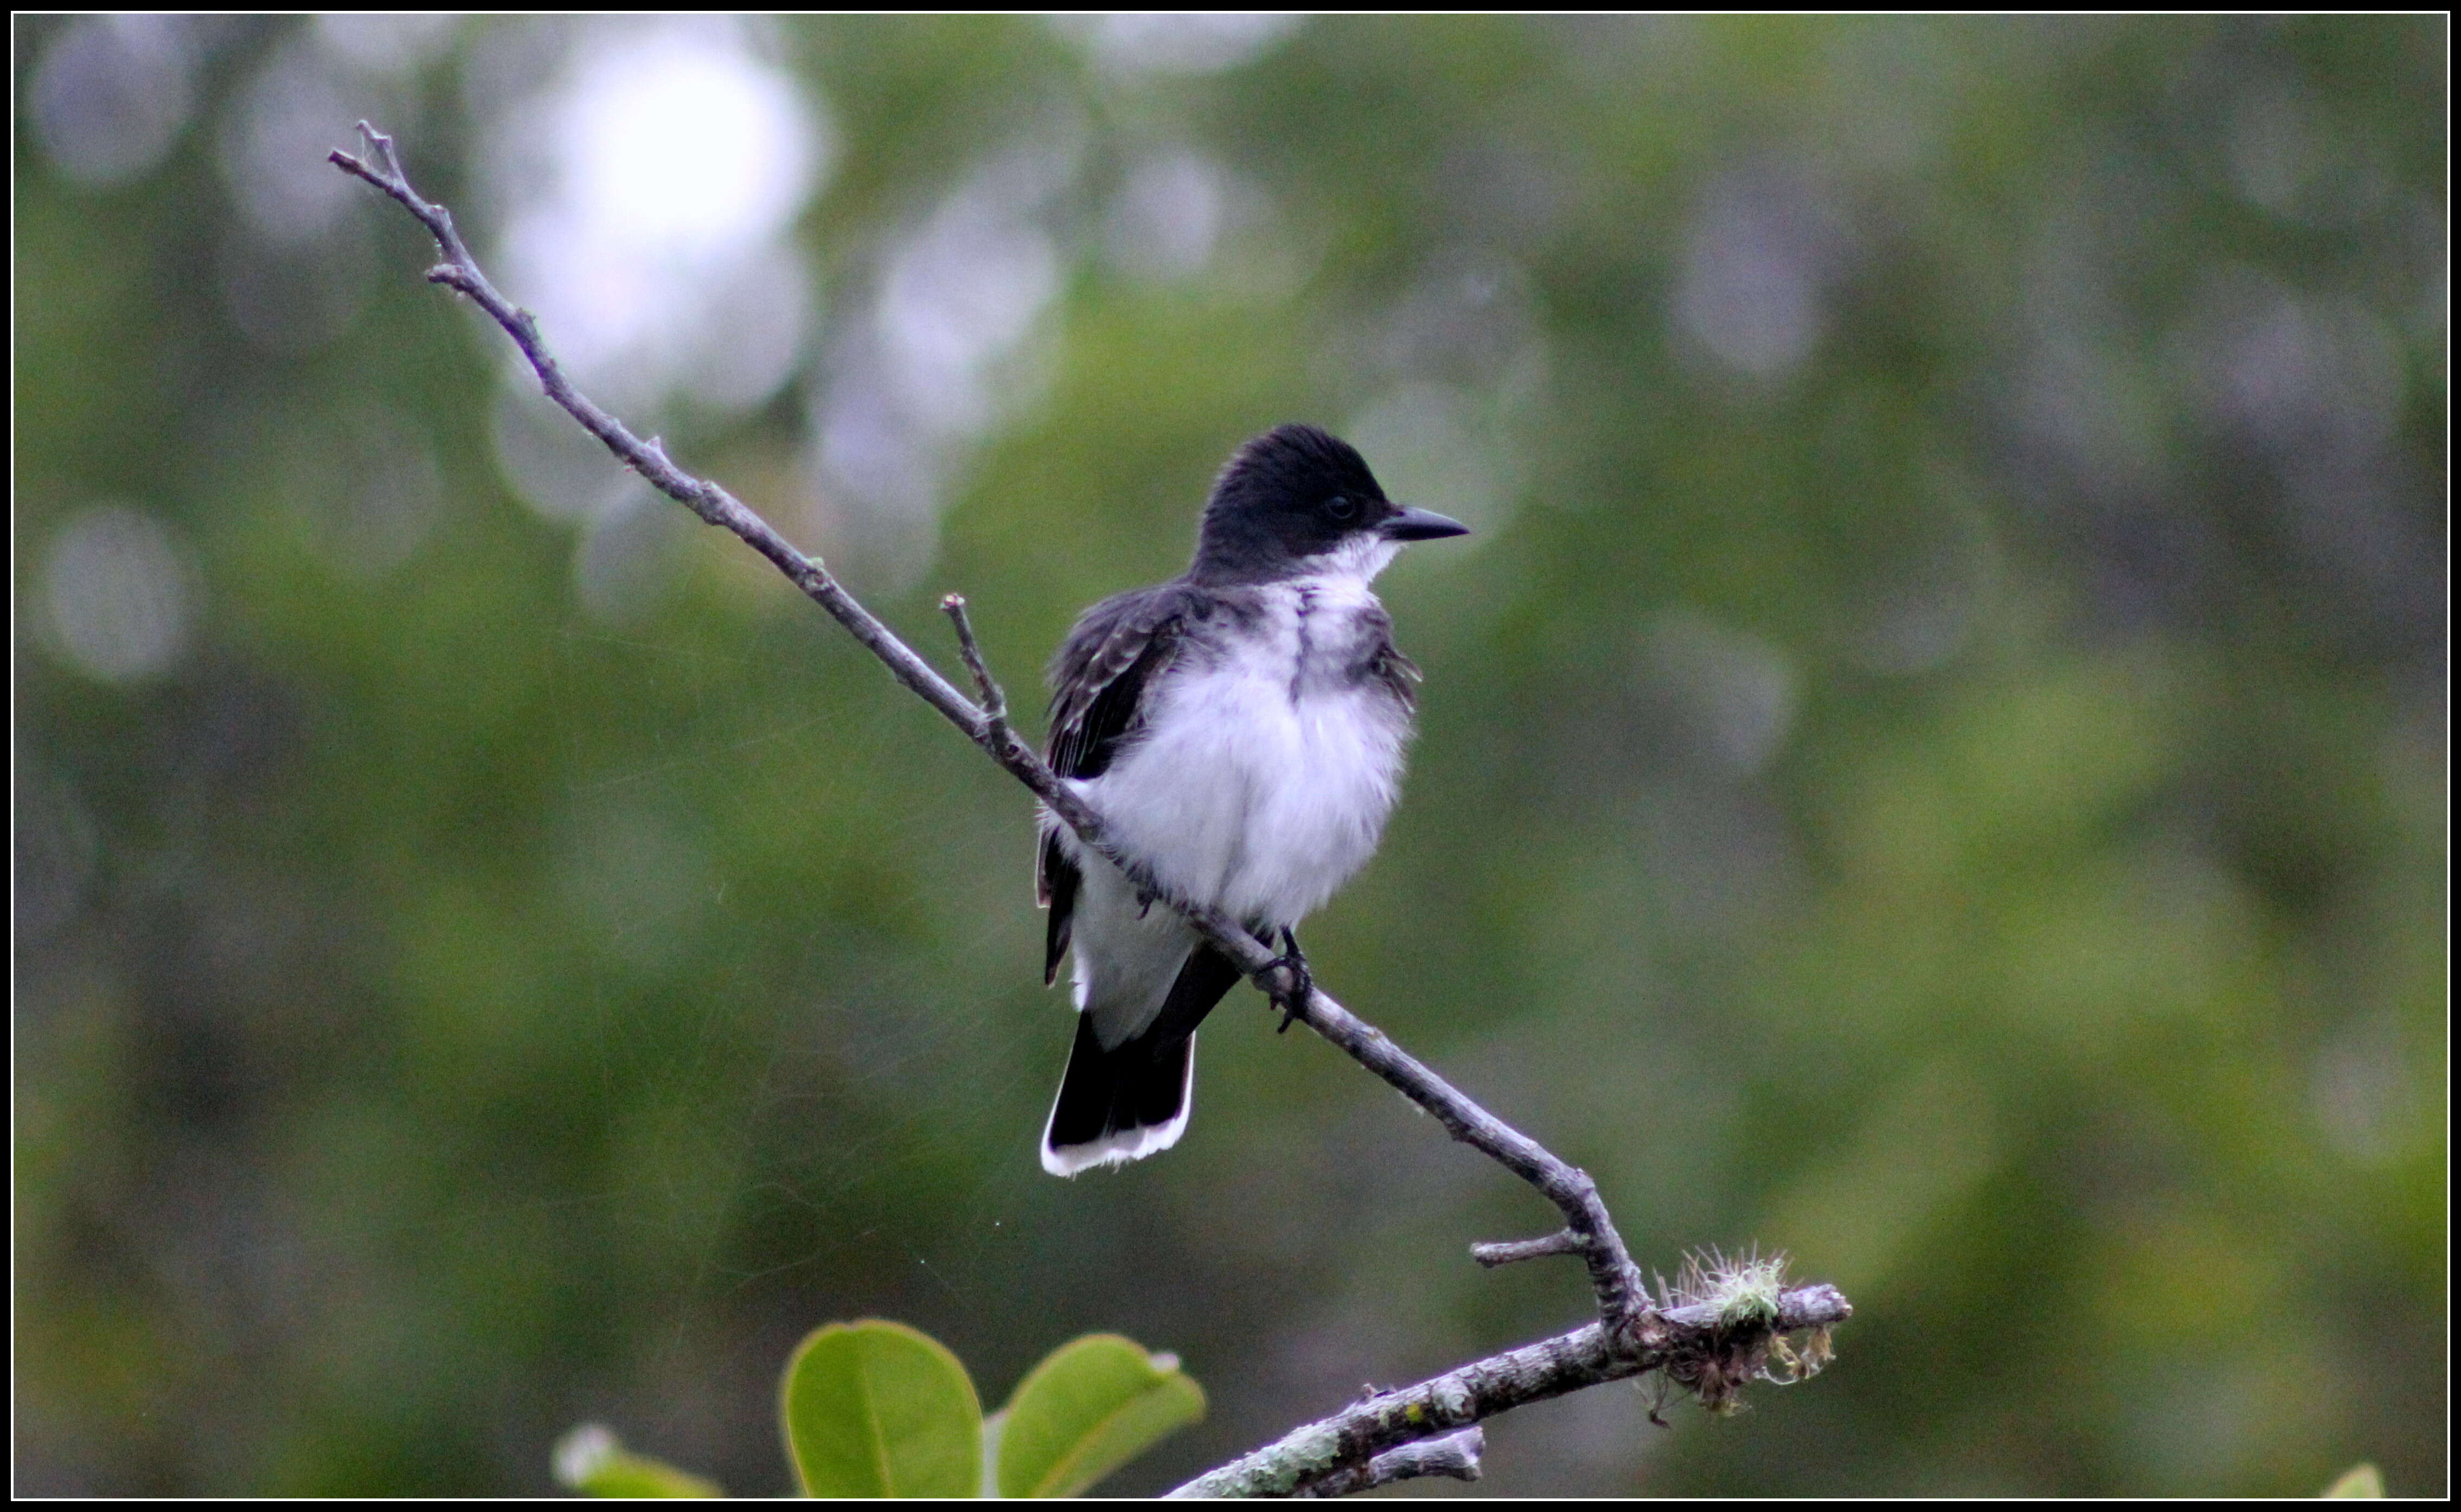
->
[[1325, 494, 1358, 522]]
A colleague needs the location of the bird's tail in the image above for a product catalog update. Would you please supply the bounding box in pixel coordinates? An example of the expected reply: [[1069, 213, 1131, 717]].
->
[[1041, 1014, 1195, 1176]]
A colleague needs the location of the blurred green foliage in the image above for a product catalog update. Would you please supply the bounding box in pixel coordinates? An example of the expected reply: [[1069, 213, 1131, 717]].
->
[[2322, 1462, 2387, 1498], [560, 1320, 1201, 1498], [14, 14, 2444, 1498], [553, 1424, 721, 1499]]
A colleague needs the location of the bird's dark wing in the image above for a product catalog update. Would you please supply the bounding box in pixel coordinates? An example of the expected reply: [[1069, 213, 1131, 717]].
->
[[1356, 602, 1421, 712], [1035, 584, 1191, 985], [1046, 585, 1191, 780], [1038, 832, 1078, 986]]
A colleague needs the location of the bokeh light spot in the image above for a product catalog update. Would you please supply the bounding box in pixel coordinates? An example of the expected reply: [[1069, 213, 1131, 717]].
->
[[40, 504, 200, 683]]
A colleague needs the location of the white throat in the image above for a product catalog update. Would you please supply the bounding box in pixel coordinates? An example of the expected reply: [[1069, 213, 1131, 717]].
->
[[1296, 534, 1401, 586]]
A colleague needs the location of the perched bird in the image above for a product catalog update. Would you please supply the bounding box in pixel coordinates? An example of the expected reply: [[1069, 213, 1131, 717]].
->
[[1036, 424, 1469, 1175]]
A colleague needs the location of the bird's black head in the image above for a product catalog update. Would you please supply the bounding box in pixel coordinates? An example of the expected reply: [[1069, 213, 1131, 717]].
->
[[1189, 424, 1469, 584]]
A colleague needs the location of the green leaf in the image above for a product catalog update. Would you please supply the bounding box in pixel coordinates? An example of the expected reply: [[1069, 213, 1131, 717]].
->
[[2322, 1464, 2385, 1498], [995, 1334, 1206, 1498], [551, 1424, 721, 1498], [780, 1319, 983, 1498]]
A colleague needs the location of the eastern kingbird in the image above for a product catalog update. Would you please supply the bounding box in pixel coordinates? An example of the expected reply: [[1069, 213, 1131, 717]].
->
[[1035, 424, 1469, 1175]]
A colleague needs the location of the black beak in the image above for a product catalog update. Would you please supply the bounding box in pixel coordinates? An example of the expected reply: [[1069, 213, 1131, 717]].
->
[[1381, 505, 1471, 542]]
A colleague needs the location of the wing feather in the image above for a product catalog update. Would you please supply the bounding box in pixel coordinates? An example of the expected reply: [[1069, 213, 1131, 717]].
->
[[1357, 603, 1421, 712], [1046, 591, 1187, 779], [1034, 584, 1192, 977]]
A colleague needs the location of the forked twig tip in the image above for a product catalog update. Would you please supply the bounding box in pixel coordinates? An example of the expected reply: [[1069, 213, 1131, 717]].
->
[[940, 595, 1008, 725]]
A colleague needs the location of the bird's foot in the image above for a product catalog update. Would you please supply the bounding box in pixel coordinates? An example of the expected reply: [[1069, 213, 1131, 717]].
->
[[1266, 927, 1312, 1033]]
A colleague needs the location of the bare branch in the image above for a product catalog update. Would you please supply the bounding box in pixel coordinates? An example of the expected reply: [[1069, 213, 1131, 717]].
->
[[1295, 1427, 1483, 1497], [333, 123, 1851, 1497], [330, 116, 1654, 1335], [1167, 1285, 1852, 1498], [330, 124, 996, 755]]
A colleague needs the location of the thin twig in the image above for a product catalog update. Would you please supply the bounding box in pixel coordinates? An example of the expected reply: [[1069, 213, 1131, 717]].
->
[[331, 121, 1847, 1497], [1471, 1229, 1586, 1267], [938, 594, 1009, 747]]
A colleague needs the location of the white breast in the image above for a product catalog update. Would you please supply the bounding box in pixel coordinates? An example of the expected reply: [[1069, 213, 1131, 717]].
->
[[1073, 566, 1412, 929]]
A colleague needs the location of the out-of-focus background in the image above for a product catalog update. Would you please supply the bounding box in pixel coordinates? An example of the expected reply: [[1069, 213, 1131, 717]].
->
[[15, 15, 2446, 1497]]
